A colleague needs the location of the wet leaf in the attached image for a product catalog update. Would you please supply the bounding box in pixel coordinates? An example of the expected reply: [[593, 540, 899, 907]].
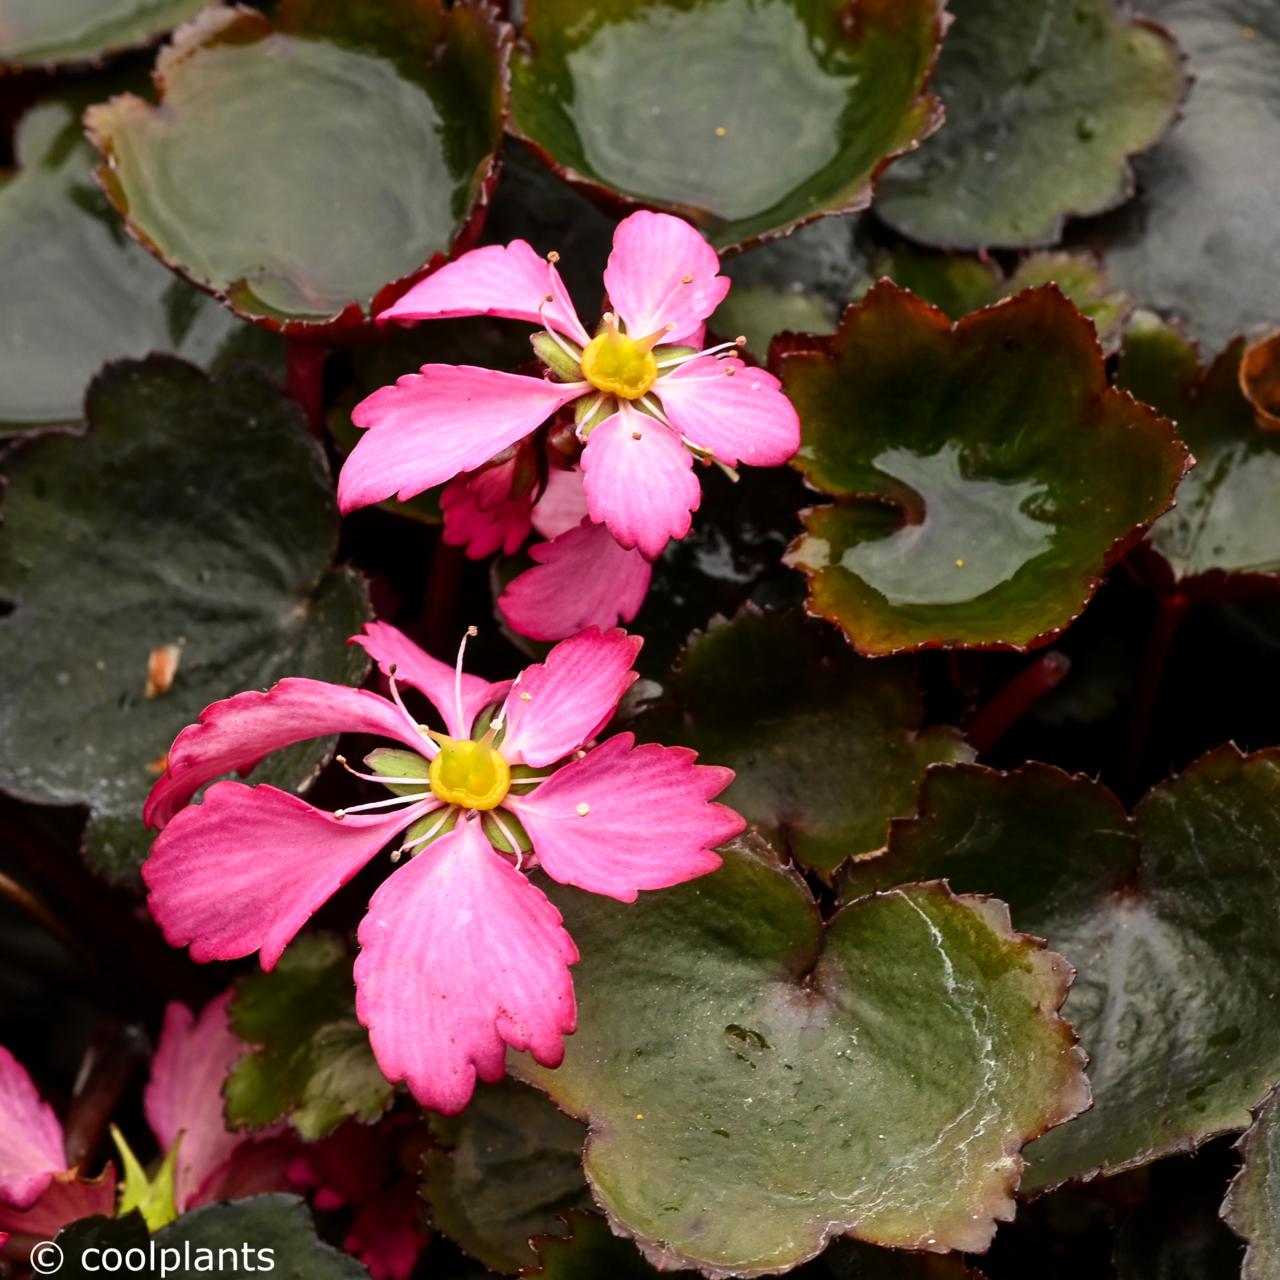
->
[[55, 1196, 369, 1278], [776, 283, 1187, 655], [509, 0, 945, 250], [0, 0, 207, 68], [841, 749, 1280, 1193], [423, 1080, 591, 1274], [226, 936, 392, 1141], [1223, 1089, 1280, 1279], [513, 834, 1088, 1275], [0, 95, 278, 435], [1117, 315, 1280, 596], [0, 356, 369, 884], [875, 0, 1186, 249], [1097, 0, 1280, 351], [639, 608, 972, 877], [86, 1, 508, 330]]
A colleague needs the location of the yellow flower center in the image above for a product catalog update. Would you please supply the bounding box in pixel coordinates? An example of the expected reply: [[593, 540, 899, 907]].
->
[[581, 328, 659, 400], [428, 736, 511, 811]]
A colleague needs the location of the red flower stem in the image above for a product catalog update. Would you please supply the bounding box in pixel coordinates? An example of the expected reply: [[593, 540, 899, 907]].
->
[[0, 869, 86, 962], [1121, 591, 1190, 794], [968, 650, 1072, 755], [62, 1024, 151, 1170], [285, 336, 329, 438]]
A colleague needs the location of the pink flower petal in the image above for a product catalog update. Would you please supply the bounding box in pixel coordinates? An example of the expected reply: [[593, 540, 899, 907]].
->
[[0, 1169, 115, 1241], [0, 1047, 65, 1209], [144, 993, 249, 1211], [498, 627, 641, 767], [602, 211, 729, 345], [530, 467, 589, 541], [344, 1182, 427, 1280], [145, 679, 425, 830], [440, 470, 534, 560], [340, 367, 585, 513], [190, 1135, 298, 1209], [379, 241, 590, 347], [354, 818, 577, 1115], [352, 622, 510, 740], [144, 783, 433, 970], [655, 357, 801, 467], [510, 734, 741, 902], [499, 521, 652, 643], [580, 406, 701, 559]]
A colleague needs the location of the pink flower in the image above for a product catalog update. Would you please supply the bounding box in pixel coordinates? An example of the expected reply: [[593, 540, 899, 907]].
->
[[340, 211, 800, 560], [142, 624, 743, 1114]]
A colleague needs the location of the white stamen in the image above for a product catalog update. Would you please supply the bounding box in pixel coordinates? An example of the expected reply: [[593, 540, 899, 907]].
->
[[395, 806, 455, 856], [335, 755, 428, 787], [636, 394, 673, 427], [655, 337, 745, 370], [453, 626, 478, 734], [333, 792, 438, 820], [488, 809, 522, 855], [384, 665, 438, 759]]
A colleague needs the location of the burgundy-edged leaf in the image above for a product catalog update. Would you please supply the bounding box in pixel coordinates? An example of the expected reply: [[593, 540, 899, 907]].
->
[[1240, 331, 1280, 432], [85, 1, 509, 332], [774, 283, 1188, 655], [1222, 1088, 1280, 1280], [509, 0, 945, 251], [841, 749, 1280, 1194], [512, 834, 1088, 1277]]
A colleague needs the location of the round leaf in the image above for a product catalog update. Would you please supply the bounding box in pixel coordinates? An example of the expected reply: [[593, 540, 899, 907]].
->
[[0, 96, 277, 435], [639, 608, 972, 877], [842, 750, 1280, 1192], [85, 2, 509, 330], [512, 835, 1088, 1275], [509, 0, 945, 250], [1117, 316, 1280, 596], [0, 0, 208, 68], [776, 283, 1188, 655], [1222, 1089, 1280, 1280], [1099, 0, 1280, 352], [875, 0, 1186, 249], [423, 1080, 591, 1274], [0, 356, 370, 883]]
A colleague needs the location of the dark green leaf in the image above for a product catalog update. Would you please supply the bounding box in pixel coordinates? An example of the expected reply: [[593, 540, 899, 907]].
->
[[86, 1, 508, 330], [227, 936, 392, 1140], [510, 0, 945, 250], [639, 608, 972, 877], [0, 356, 369, 883], [56, 1196, 369, 1278], [1097, 0, 1280, 352], [841, 749, 1280, 1192], [777, 283, 1187, 654], [1117, 314, 1280, 595], [512, 835, 1088, 1274], [0, 0, 207, 67], [1222, 1089, 1280, 1280], [423, 1080, 590, 1274], [0, 96, 278, 435], [875, 0, 1186, 248]]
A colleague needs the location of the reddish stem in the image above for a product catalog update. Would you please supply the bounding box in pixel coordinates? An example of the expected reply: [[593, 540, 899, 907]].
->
[[62, 1024, 150, 1171], [1121, 592, 1190, 794], [285, 336, 329, 438], [968, 650, 1072, 755]]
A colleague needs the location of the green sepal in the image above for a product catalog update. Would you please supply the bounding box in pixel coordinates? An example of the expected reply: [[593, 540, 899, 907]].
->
[[574, 393, 613, 434], [112, 1124, 179, 1231], [482, 808, 532, 854], [363, 747, 431, 797], [654, 344, 698, 367], [532, 331, 584, 382], [403, 806, 458, 849]]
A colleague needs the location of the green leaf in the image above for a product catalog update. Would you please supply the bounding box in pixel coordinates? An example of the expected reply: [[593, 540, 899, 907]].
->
[[85, 1, 508, 330], [0, 95, 279, 435], [875, 0, 1186, 249], [512, 835, 1088, 1274], [1222, 1089, 1280, 1280], [841, 750, 1280, 1193], [226, 936, 392, 1140], [55, 1195, 370, 1278], [638, 608, 972, 878], [1100, 0, 1280, 351], [1116, 314, 1280, 595], [422, 1080, 591, 1274], [777, 283, 1188, 655], [509, 0, 945, 250], [0, 356, 370, 883], [0, 0, 207, 67]]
